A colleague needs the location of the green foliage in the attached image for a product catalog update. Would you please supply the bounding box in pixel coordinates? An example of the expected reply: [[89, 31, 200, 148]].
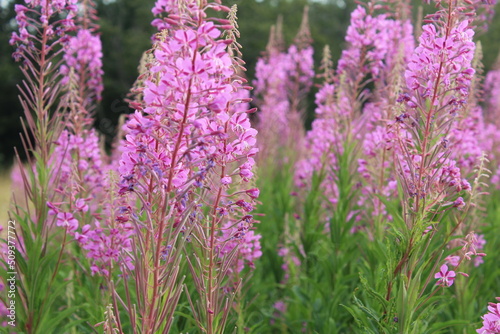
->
[[0, 213, 104, 333]]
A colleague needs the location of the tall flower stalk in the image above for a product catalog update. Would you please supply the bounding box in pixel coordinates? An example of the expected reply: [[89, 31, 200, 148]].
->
[[253, 7, 314, 164], [295, 1, 413, 236], [7, 0, 78, 331], [108, 1, 260, 332], [375, 0, 490, 331]]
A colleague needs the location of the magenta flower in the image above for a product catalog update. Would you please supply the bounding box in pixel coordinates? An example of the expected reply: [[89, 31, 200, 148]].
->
[[245, 188, 260, 199], [296, 4, 414, 216], [445, 255, 460, 267], [75, 198, 89, 213], [61, 28, 104, 108], [405, 21, 475, 98], [253, 8, 314, 161], [52, 129, 105, 196], [434, 264, 456, 287], [453, 197, 466, 209], [218, 222, 262, 274], [56, 212, 78, 231], [477, 298, 500, 334]]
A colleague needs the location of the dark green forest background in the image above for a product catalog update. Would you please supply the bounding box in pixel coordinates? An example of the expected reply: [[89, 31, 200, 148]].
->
[[1, 0, 499, 168]]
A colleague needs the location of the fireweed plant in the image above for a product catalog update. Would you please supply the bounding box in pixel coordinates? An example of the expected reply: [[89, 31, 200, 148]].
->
[[3, 0, 500, 333], [114, 1, 260, 332], [4, 0, 84, 332], [253, 7, 314, 164]]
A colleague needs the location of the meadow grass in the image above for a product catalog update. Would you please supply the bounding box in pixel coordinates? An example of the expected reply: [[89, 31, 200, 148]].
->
[[0, 170, 11, 228]]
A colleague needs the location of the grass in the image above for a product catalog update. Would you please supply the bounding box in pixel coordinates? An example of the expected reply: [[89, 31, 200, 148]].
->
[[0, 169, 12, 229]]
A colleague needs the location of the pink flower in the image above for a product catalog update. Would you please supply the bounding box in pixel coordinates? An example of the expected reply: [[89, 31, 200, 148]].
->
[[245, 188, 260, 199], [435, 264, 456, 287], [75, 198, 89, 212], [445, 255, 460, 267], [221, 176, 232, 185], [274, 300, 287, 314], [61, 29, 104, 107], [453, 197, 466, 209], [477, 298, 500, 334], [253, 10, 314, 161], [11, 0, 77, 61], [56, 212, 78, 231], [218, 222, 262, 273], [423, 225, 433, 235]]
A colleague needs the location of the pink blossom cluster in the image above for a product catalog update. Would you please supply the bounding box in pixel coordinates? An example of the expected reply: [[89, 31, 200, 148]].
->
[[47, 198, 135, 276], [119, 21, 258, 195], [478, 297, 500, 334], [449, 108, 488, 175], [484, 67, 500, 119], [386, 143, 472, 213], [294, 82, 340, 204], [253, 13, 314, 160], [285, 45, 315, 88], [296, 5, 413, 212], [117, 0, 261, 276], [338, 6, 414, 80], [356, 104, 400, 222], [52, 129, 105, 196], [404, 21, 475, 103], [393, 7, 477, 207], [253, 48, 292, 152], [10, 0, 77, 61], [61, 29, 104, 106], [277, 246, 301, 284], [348, 8, 414, 224], [482, 66, 500, 185], [218, 220, 262, 273], [75, 216, 135, 275]]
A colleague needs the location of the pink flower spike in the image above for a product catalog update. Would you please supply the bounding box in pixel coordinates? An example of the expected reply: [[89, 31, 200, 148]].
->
[[435, 264, 456, 287]]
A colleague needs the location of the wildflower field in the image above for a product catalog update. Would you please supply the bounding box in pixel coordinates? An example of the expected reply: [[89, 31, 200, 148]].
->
[[3, 0, 500, 333]]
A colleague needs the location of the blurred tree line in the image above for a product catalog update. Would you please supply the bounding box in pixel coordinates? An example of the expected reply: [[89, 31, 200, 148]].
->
[[1, 0, 499, 168]]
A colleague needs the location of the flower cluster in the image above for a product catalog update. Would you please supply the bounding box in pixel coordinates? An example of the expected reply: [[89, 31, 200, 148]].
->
[[122, 0, 260, 270], [52, 129, 105, 196], [484, 64, 500, 121], [48, 198, 135, 276], [119, 21, 258, 200], [218, 220, 262, 274], [296, 4, 414, 214], [394, 8, 476, 209], [128, 2, 261, 331], [477, 297, 500, 334], [10, 0, 77, 61], [61, 29, 104, 108], [253, 8, 314, 161], [339, 6, 414, 80], [404, 22, 475, 101]]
